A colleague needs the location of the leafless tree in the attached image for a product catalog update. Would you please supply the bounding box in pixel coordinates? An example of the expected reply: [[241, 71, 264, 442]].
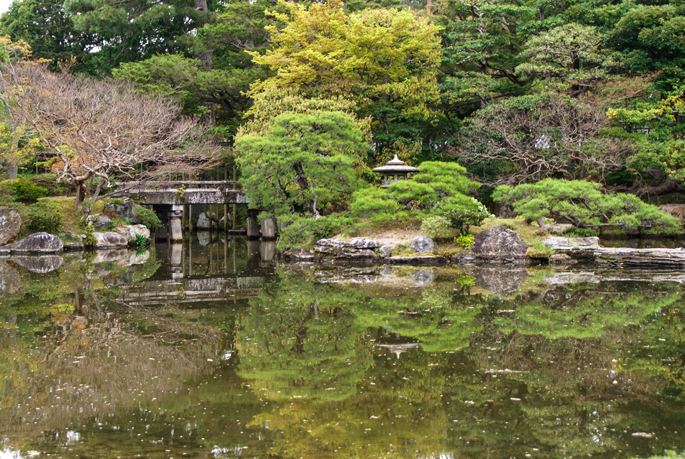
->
[[451, 93, 635, 185], [0, 62, 220, 209]]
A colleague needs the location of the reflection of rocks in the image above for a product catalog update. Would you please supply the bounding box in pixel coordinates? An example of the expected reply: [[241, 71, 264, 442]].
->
[[376, 342, 420, 359], [410, 236, 434, 253], [473, 267, 529, 295], [129, 250, 150, 265], [93, 250, 128, 263], [13, 232, 63, 254], [197, 232, 211, 246], [472, 226, 528, 263], [410, 269, 435, 286], [316, 266, 378, 284], [13, 255, 64, 273], [0, 206, 21, 245], [196, 212, 218, 229], [0, 261, 20, 295], [545, 272, 599, 285]]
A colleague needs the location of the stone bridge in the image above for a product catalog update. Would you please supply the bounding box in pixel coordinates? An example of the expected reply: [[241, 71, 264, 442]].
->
[[116, 181, 274, 242]]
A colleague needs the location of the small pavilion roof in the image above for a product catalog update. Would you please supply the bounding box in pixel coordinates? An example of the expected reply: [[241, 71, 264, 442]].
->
[[372, 155, 419, 173]]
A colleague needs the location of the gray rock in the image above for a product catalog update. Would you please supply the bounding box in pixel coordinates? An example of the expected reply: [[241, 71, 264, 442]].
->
[[410, 269, 435, 286], [94, 215, 112, 230], [472, 226, 528, 262], [542, 236, 600, 252], [93, 250, 128, 263], [473, 267, 529, 295], [196, 212, 218, 229], [594, 247, 685, 268], [410, 236, 434, 253], [316, 238, 379, 249], [106, 198, 134, 220], [379, 245, 394, 258], [0, 261, 20, 295], [0, 207, 21, 245], [314, 245, 378, 258], [13, 232, 63, 254], [116, 224, 151, 242], [92, 232, 128, 249], [548, 253, 578, 266], [13, 255, 63, 273], [63, 241, 85, 252]]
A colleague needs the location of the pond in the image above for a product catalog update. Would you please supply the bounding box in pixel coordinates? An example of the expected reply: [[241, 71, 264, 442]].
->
[[1, 236, 684, 459]]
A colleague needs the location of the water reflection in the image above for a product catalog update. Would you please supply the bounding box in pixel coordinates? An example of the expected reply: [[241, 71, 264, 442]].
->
[[0, 240, 683, 458]]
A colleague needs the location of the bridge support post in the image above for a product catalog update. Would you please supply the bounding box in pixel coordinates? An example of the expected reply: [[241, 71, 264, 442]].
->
[[246, 209, 261, 240], [261, 217, 277, 240], [169, 205, 183, 242]]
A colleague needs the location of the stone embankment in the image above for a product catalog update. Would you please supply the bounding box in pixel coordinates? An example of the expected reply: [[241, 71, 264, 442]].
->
[[282, 225, 533, 267], [543, 237, 685, 268]]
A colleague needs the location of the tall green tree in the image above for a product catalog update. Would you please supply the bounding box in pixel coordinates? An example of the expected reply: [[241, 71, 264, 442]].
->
[[235, 111, 367, 217]]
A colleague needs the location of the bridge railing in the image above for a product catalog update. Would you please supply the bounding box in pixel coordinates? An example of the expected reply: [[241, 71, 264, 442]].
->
[[117, 180, 241, 192]]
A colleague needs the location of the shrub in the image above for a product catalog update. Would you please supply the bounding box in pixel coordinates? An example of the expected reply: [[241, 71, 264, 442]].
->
[[27, 199, 62, 233], [277, 214, 358, 249], [421, 215, 451, 239], [0, 179, 48, 202], [493, 178, 682, 234], [455, 233, 475, 247], [433, 196, 493, 233], [349, 187, 402, 218], [28, 174, 65, 196], [133, 206, 162, 230], [135, 234, 149, 246]]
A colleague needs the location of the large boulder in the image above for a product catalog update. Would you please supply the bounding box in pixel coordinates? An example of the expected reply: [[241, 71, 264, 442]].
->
[[13, 255, 63, 274], [106, 198, 134, 220], [92, 232, 128, 249], [315, 238, 379, 249], [0, 207, 21, 245], [313, 238, 379, 259], [542, 236, 600, 251], [196, 212, 218, 229], [116, 224, 151, 242], [410, 236, 434, 253], [472, 226, 528, 263], [93, 215, 112, 230], [13, 232, 63, 254]]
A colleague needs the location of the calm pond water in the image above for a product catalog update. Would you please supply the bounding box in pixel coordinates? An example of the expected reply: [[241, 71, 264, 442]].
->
[[1, 236, 685, 459]]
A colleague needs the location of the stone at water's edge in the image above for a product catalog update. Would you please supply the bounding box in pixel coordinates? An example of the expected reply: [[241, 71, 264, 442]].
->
[[196, 212, 218, 229], [316, 238, 379, 249], [13, 232, 64, 254], [472, 226, 528, 262], [93, 232, 128, 249], [64, 241, 85, 252], [542, 236, 600, 252], [282, 248, 314, 261], [314, 245, 378, 258], [548, 253, 578, 266], [13, 255, 63, 274], [0, 207, 21, 246], [410, 236, 434, 253], [116, 225, 151, 242], [106, 198, 134, 220], [379, 245, 394, 258]]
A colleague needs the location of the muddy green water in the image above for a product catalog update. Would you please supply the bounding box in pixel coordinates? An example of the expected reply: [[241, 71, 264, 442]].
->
[[1, 237, 685, 459]]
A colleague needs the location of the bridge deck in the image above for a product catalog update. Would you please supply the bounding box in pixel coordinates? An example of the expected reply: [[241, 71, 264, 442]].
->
[[117, 181, 249, 205]]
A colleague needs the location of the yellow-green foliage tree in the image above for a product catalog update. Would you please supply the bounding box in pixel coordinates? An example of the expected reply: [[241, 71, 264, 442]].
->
[[248, 0, 441, 160]]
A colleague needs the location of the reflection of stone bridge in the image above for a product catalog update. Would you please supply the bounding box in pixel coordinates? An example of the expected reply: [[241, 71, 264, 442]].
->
[[114, 276, 265, 306]]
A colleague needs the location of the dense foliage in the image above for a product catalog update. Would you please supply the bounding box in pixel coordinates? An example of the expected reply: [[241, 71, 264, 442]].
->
[[2, 0, 685, 233]]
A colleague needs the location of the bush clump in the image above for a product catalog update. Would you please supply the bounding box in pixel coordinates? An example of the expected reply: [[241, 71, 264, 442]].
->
[[27, 199, 62, 233], [0, 179, 48, 203], [133, 206, 162, 230], [421, 215, 451, 239]]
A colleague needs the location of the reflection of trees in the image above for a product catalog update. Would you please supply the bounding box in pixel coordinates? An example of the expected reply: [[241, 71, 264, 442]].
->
[[237, 272, 372, 401]]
